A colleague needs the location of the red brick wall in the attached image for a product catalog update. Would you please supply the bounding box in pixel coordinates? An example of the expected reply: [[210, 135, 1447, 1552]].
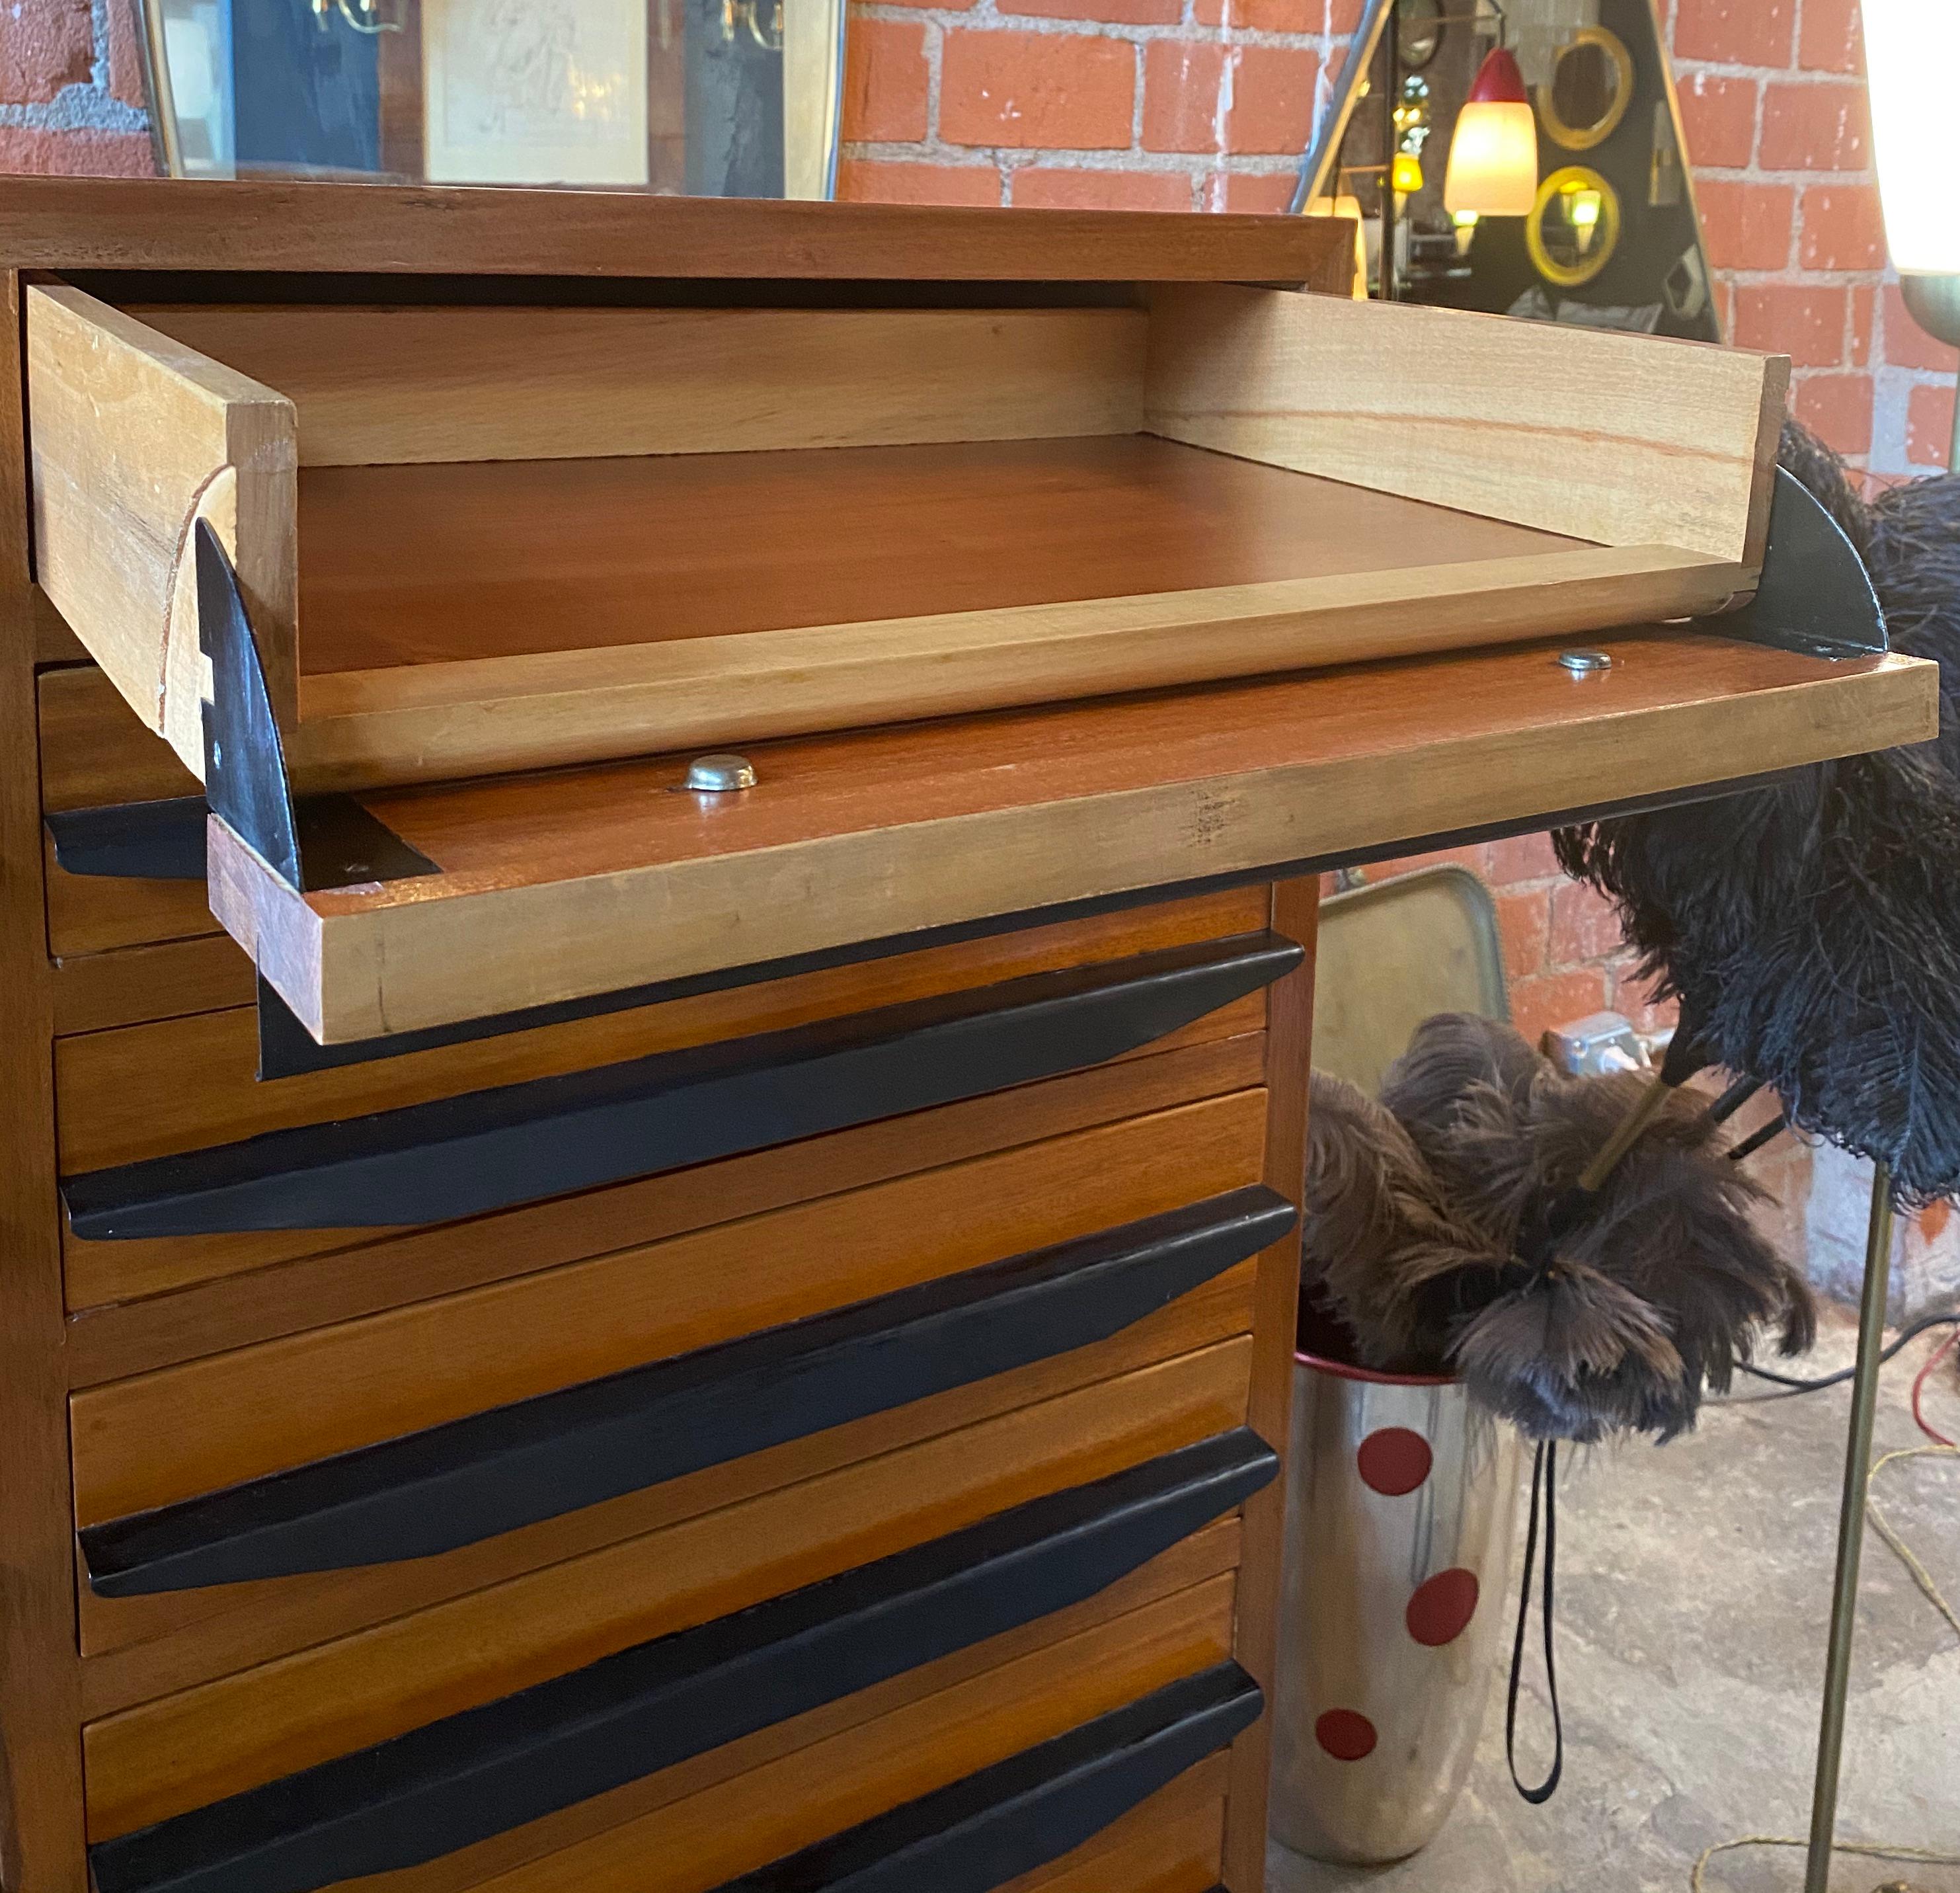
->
[[5, 0, 1952, 484]]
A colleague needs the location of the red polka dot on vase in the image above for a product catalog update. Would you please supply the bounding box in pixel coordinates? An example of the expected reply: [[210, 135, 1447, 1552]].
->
[[1405, 1567, 1480, 1647], [1356, 1426, 1432, 1496], [1314, 1708, 1378, 1761]]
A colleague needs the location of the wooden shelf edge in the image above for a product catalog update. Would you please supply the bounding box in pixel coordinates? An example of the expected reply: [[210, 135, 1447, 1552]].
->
[[212, 640, 1937, 1044]]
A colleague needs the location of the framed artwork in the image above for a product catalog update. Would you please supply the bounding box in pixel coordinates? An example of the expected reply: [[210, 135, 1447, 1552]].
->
[[422, 0, 649, 186]]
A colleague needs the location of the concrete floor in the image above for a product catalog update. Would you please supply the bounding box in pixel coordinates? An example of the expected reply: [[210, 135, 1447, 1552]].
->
[[1269, 1309, 1960, 1893]]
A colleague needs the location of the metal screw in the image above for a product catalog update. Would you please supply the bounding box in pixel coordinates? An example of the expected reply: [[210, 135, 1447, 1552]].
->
[[684, 752, 757, 793], [1557, 649, 1612, 676]]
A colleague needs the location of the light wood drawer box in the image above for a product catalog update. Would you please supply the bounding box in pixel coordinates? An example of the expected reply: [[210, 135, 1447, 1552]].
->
[[80, 1353, 1260, 1890], [26, 280, 1766, 811]]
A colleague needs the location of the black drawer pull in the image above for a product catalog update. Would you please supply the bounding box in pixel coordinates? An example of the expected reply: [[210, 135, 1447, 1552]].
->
[[62, 929, 1302, 1240], [87, 1435, 1275, 1893], [44, 797, 208, 881], [716, 1660, 1263, 1892], [81, 1186, 1295, 1595]]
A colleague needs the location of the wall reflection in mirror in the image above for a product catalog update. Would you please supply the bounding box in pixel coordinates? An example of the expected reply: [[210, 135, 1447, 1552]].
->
[[136, 0, 844, 196], [1294, 0, 1717, 341]]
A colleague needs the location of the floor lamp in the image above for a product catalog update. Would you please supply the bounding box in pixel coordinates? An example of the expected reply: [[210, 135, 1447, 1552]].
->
[[1803, 9, 1959, 1892]]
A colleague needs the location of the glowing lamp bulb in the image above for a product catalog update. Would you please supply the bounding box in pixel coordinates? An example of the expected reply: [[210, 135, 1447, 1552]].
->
[[1452, 208, 1479, 255], [1443, 48, 1538, 218], [1863, 0, 1960, 275], [1391, 151, 1424, 196], [1565, 184, 1603, 253]]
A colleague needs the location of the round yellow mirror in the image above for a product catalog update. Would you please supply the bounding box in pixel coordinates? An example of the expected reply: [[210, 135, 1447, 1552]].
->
[[1526, 165, 1622, 288], [1537, 26, 1633, 151]]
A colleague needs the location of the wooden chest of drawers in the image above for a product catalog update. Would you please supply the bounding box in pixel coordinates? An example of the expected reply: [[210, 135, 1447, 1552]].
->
[[0, 178, 1935, 1893]]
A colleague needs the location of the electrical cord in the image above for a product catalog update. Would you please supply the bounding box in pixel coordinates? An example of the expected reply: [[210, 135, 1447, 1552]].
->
[[1729, 1310, 1960, 1395], [1910, 1327, 1959, 1447]]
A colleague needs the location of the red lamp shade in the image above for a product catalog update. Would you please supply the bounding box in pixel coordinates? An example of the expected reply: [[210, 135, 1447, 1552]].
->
[[1466, 44, 1528, 104], [1444, 47, 1538, 218]]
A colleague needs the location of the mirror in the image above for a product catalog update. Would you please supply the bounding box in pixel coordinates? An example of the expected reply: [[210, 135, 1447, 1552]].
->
[[1526, 164, 1620, 286], [1292, 0, 1719, 342], [1538, 26, 1633, 151], [137, 0, 845, 196]]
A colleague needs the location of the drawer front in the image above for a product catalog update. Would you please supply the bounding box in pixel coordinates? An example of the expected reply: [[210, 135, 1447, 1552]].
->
[[40, 666, 224, 959], [79, 1253, 1257, 1694], [998, 1769, 1227, 1893], [85, 1444, 1265, 1893], [57, 885, 1269, 1312], [82, 1344, 1255, 1841], [71, 1090, 1267, 1531], [58, 932, 1290, 1243], [462, 1631, 1253, 1893], [82, 1187, 1292, 1597], [108, 1573, 1243, 1893]]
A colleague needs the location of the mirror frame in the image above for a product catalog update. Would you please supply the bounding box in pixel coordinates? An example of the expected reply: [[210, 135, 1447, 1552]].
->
[[1536, 24, 1635, 152], [1525, 163, 1623, 288]]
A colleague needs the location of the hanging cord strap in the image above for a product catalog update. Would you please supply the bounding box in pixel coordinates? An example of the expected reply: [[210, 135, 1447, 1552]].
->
[[1507, 1438, 1563, 1804]]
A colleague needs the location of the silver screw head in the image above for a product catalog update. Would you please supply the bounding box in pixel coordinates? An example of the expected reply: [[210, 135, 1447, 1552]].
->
[[684, 752, 757, 793], [1557, 649, 1612, 676]]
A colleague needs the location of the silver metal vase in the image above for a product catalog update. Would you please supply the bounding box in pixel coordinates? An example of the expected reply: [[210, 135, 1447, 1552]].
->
[[1270, 1349, 1524, 1865]]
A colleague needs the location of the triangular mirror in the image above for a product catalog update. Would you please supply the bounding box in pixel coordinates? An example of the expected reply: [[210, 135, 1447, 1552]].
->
[[1295, 0, 1719, 341]]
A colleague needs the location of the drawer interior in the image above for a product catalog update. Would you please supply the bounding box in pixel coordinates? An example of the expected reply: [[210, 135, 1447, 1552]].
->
[[26, 279, 1780, 796]]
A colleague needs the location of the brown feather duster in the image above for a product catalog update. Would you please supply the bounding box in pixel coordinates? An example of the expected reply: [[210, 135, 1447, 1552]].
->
[[1302, 1014, 1817, 1443]]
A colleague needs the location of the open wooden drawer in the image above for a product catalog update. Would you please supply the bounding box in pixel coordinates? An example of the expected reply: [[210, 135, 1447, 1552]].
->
[[27, 278, 1785, 795]]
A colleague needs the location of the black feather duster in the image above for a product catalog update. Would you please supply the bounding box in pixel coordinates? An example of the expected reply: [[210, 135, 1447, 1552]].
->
[[1555, 429, 1960, 1206], [1301, 1013, 1815, 1443]]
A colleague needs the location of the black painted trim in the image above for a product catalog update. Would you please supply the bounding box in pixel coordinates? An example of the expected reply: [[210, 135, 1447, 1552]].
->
[[198, 525, 438, 895], [44, 797, 208, 881], [82, 1186, 1296, 1594], [1719, 467, 1886, 659], [255, 763, 1805, 1080], [63, 930, 1301, 1239], [87, 1437, 1276, 1893], [716, 1660, 1264, 1892]]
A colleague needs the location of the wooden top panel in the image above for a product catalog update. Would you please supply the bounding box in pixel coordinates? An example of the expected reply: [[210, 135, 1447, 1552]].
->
[[0, 177, 1345, 283], [295, 438, 1584, 675]]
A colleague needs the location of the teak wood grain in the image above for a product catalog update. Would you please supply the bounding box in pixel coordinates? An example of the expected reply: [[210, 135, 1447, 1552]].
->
[[38, 667, 220, 959], [1146, 282, 1787, 567], [133, 303, 1151, 468], [450, 1573, 1236, 1893], [284, 1576, 1237, 1893], [79, 1268, 1256, 1705], [52, 935, 256, 1039], [0, 266, 91, 1893], [90, 1536, 1239, 1893], [64, 1029, 1264, 1374], [290, 436, 1585, 673], [1001, 1770, 1227, 1893], [1224, 877, 1316, 1886], [0, 175, 1348, 282], [82, 1344, 1251, 1837], [69, 1090, 1266, 1523], [212, 633, 1937, 1044], [54, 883, 1265, 1174]]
